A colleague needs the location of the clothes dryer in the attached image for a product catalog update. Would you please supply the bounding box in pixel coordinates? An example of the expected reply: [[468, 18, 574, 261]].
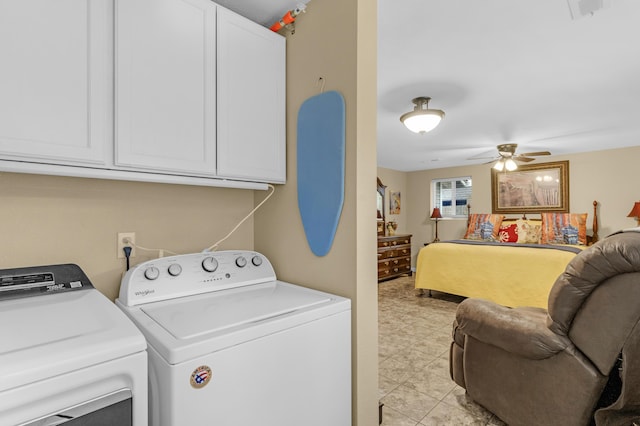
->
[[0, 263, 147, 425]]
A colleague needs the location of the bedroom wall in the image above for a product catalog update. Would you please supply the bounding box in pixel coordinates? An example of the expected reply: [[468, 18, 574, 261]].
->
[[404, 145, 640, 268], [377, 167, 408, 234]]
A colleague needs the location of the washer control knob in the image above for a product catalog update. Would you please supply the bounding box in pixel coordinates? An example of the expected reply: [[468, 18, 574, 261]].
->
[[252, 256, 263, 267], [202, 257, 219, 273], [235, 256, 247, 268], [168, 263, 182, 277], [144, 266, 160, 281]]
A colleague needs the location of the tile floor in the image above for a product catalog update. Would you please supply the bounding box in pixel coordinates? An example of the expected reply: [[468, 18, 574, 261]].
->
[[378, 275, 506, 425]]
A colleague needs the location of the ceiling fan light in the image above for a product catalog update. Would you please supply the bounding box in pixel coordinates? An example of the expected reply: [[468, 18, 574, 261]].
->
[[505, 158, 518, 171], [493, 160, 505, 171], [400, 97, 445, 134]]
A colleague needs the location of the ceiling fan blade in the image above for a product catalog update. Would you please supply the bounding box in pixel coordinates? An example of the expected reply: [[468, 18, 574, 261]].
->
[[467, 156, 498, 161], [514, 156, 535, 162], [519, 151, 551, 156]]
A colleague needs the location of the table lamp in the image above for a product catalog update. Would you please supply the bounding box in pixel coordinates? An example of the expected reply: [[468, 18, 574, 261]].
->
[[627, 201, 640, 226], [431, 207, 443, 242]]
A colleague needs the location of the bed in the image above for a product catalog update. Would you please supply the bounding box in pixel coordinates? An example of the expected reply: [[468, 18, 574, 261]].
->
[[415, 201, 599, 309]]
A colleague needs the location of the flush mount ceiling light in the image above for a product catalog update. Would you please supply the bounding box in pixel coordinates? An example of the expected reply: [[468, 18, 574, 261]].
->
[[400, 97, 445, 134]]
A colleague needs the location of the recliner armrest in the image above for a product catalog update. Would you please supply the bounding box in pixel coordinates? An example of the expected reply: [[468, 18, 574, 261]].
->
[[456, 298, 571, 360]]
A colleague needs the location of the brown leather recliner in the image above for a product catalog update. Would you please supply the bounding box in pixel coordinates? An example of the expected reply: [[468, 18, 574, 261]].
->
[[450, 231, 640, 426]]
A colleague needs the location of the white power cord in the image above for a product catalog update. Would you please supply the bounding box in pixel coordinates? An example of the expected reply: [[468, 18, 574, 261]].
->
[[120, 184, 275, 260], [205, 184, 275, 252]]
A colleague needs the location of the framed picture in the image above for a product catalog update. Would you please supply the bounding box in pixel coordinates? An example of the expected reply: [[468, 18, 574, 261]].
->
[[389, 191, 401, 214], [491, 160, 569, 214]]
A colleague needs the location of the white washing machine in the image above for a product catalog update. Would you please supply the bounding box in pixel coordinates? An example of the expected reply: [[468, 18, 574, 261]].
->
[[116, 250, 351, 426], [0, 263, 147, 426]]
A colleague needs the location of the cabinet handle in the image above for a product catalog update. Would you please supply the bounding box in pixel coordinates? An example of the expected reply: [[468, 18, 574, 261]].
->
[[382, 242, 389, 247], [393, 268, 399, 273]]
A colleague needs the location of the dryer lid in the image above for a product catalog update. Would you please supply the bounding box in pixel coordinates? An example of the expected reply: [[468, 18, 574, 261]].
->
[[0, 289, 146, 392]]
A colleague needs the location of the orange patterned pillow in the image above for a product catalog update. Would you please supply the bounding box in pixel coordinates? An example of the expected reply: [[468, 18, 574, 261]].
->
[[540, 213, 588, 245], [464, 214, 504, 241]]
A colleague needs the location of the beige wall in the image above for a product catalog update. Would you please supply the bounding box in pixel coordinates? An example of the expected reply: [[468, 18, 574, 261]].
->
[[1, 1, 378, 424], [0, 172, 255, 300], [253, 0, 379, 424], [404, 145, 640, 268]]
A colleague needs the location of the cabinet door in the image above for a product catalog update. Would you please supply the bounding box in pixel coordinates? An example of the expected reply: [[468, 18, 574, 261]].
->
[[217, 8, 286, 183], [0, 0, 110, 165], [115, 0, 217, 175]]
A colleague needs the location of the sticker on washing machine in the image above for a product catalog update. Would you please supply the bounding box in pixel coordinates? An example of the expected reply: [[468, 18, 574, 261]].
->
[[190, 365, 212, 389]]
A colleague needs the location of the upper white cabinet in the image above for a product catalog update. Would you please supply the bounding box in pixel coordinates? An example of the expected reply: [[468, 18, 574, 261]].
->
[[217, 8, 286, 183], [115, 0, 217, 176], [115, 0, 286, 183], [0, 0, 111, 166], [0, 0, 285, 188]]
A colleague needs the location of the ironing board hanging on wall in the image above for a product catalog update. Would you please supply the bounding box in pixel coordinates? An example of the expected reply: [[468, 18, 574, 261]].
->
[[297, 90, 346, 256]]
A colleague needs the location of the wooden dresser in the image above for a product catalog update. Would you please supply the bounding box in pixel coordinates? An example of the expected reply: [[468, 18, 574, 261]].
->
[[377, 234, 412, 282]]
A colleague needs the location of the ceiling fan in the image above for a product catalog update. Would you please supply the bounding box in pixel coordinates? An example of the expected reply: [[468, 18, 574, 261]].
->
[[486, 143, 551, 171]]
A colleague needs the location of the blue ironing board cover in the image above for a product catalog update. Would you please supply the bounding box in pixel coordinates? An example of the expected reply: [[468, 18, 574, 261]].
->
[[297, 91, 346, 256]]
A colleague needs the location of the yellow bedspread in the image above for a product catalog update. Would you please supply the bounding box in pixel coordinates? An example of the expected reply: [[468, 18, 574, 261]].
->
[[415, 241, 584, 309]]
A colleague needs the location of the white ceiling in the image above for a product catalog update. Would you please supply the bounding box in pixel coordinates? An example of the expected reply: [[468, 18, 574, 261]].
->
[[221, 0, 640, 172], [378, 0, 640, 171], [215, 0, 311, 27]]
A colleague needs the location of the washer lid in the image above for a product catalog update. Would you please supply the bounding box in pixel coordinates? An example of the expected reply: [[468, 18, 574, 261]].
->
[[128, 281, 350, 364], [142, 281, 331, 339], [0, 289, 146, 392]]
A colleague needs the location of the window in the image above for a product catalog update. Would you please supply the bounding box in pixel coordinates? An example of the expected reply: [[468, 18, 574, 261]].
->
[[432, 177, 472, 218]]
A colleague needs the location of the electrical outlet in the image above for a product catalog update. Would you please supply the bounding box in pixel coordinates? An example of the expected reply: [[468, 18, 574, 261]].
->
[[117, 232, 136, 259]]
